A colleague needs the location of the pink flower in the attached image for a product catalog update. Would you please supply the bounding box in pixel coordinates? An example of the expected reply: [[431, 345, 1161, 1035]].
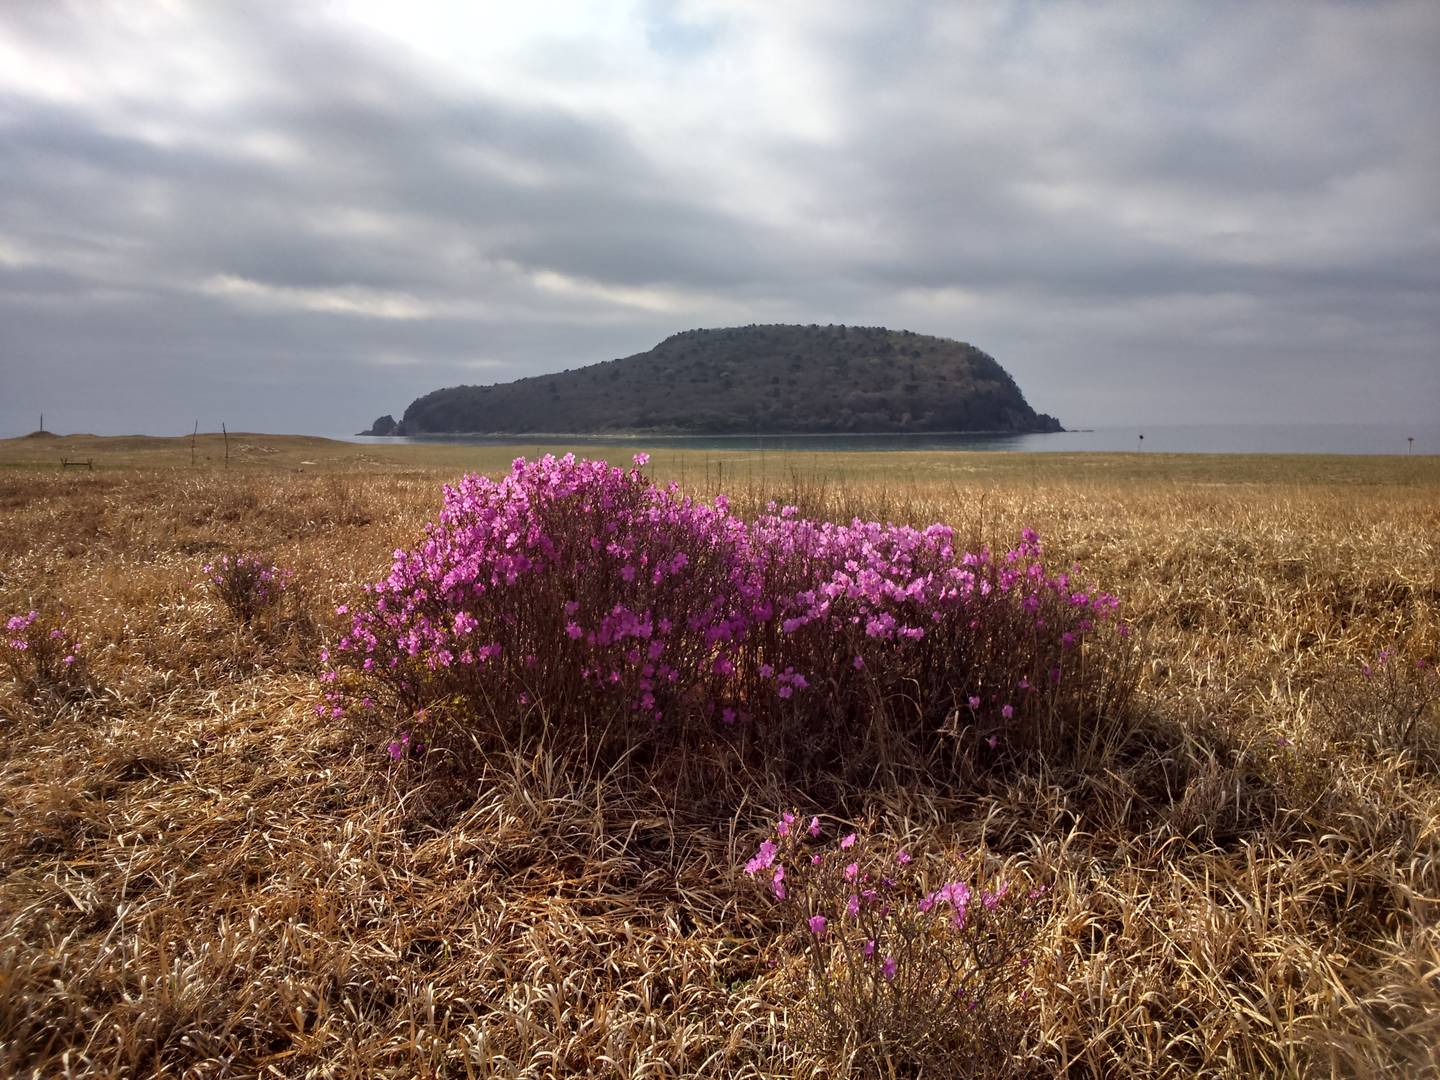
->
[[777, 812, 795, 837], [1001, 704, 1014, 720], [745, 840, 778, 875], [771, 865, 786, 899], [632, 452, 650, 467], [844, 862, 859, 882], [845, 894, 860, 918], [808, 915, 827, 938], [921, 880, 971, 925], [982, 883, 1009, 910], [882, 956, 897, 981], [840, 832, 857, 850], [863, 938, 876, 958], [808, 816, 821, 838], [896, 850, 911, 866]]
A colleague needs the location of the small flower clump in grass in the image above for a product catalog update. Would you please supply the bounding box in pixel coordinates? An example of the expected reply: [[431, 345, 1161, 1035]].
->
[[3, 609, 92, 701], [202, 553, 293, 625], [1309, 645, 1440, 767], [742, 813, 1047, 1074], [323, 454, 1125, 769]]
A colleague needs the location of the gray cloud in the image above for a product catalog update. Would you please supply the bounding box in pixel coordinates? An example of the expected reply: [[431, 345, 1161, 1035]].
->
[[1, 0, 1437, 436]]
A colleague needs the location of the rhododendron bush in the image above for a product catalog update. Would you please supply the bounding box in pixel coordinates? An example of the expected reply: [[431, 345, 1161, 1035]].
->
[[324, 454, 1125, 767], [202, 552, 293, 625]]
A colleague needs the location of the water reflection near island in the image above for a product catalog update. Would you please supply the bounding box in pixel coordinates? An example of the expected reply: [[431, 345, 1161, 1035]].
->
[[342, 424, 1437, 456]]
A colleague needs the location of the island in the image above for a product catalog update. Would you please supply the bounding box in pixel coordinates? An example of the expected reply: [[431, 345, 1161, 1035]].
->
[[365, 324, 1062, 436]]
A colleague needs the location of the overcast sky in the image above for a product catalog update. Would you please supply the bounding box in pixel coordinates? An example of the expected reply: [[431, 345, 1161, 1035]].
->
[[2, 1, 1437, 436]]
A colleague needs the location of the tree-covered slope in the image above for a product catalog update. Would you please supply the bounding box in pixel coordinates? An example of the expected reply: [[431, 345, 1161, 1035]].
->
[[383, 324, 1062, 435]]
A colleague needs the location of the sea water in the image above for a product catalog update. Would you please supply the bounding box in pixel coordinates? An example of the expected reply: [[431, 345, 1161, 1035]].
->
[[342, 424, 1438, 456]]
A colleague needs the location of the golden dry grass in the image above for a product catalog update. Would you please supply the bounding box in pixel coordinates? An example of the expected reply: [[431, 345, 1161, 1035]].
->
[[1, 435, 1437, 1078]]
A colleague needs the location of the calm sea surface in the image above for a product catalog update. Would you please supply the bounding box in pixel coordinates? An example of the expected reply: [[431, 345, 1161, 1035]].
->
[[342, 424, 1438, 456]]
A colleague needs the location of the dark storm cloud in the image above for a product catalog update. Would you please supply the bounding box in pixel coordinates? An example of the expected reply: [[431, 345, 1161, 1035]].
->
[[1, 1, 1437, 435]]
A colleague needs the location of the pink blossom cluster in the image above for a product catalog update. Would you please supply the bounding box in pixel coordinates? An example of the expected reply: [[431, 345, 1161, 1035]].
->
[[6, 610, 79, 665], [202, 553, 292, 624], [6, 610, 42, 654], [3, 608, 87, 694], [324, 454, 1120, 755]]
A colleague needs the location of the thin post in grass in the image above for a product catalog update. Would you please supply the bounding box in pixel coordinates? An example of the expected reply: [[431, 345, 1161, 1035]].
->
[[1137, 432, 1144, 452], [1409, 436, 1414, 454], [191, 420, 198, 466], [223, 423, 229, 467]]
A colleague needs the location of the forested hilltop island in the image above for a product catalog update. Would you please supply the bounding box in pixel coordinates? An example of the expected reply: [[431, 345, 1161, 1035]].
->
[[362, 324, 1062, 436]]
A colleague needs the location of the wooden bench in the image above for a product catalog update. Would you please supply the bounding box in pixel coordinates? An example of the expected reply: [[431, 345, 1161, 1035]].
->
[[60, 458, 94, 470]]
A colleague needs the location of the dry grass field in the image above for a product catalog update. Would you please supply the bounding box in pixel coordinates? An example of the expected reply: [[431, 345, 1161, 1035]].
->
[[1, 433, 1437, 1078]]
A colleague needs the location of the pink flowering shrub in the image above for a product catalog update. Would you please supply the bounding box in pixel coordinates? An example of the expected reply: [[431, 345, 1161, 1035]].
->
[[3, 609, 92, 701], [747, 505, 1128, 767], [742, 813, 1046, 1073], [324, 454, 1125, 769], [202, 553, 293, 625]]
